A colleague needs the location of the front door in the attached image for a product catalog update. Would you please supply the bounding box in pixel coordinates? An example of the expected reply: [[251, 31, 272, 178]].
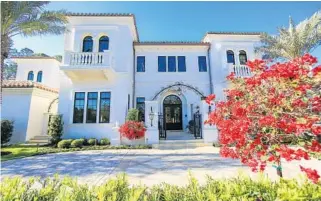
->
[[163, 95, 182, 130]]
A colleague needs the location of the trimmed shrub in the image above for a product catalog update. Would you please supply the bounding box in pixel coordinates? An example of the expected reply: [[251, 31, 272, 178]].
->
[[57, 140, 71, 149], [47, 115, 64, 145], [71, 139, 84, 148], [88, 138, 98, 146], [1, 120, 14, 144], [81, 138, 89, 146], [100, 138, 110, 145], [126, 108, 140, 121]]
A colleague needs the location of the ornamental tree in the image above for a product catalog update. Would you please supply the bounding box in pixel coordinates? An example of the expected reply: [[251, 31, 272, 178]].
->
[[205, 54, 321, 183]]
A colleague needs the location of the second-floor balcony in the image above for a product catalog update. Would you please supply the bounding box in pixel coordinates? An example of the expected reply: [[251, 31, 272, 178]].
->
[[228, 64, 252, 77], [63, 51, 112, 67], [61, 51, 115, 81]]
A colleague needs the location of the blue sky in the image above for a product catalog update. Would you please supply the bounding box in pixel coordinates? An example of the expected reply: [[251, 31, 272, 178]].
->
[[13, 1, 321, 60]]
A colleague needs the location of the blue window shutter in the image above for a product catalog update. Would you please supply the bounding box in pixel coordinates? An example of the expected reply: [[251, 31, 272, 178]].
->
[[178, 56, 186, 72], [198, 56, 207, 72], [168, 56, 176, 72], [137, 56, 145, 72], [158, 56, 166, 72]]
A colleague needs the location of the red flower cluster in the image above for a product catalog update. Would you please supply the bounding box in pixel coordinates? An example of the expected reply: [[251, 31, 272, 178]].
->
[[205, 94, 215, 105], [119, 121, 146, 140], [300, 166, 320, 184], [205, 54, 321, 183]]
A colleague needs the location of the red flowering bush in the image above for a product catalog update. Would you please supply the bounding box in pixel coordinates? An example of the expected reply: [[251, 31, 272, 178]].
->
[[205, 54, 321, 183], [119, 121, 146, 140]]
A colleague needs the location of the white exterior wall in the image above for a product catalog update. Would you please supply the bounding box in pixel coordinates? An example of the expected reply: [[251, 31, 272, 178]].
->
[[2, 89, 32, 143], [204, 34, 261, 100], [2, 88, 58, 143], [13, 58, 61, 89], [134, 46, 211, 130], [58, 16, 135, 143], [26, 89, 59, 140]]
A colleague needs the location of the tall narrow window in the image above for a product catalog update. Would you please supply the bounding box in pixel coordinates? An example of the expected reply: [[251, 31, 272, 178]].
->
[[239, 50, 247, 65], [99, 36, 109, 52], [136, 97, 145, 122], [99, 92, 111, 123], [73, 92, 85, 123], [137, 56, 145, 72], [168, 56, 176, 72], [27, 71, 34, 81], [178, 56, 186, 72], [226, 50, 235, 64], [82, 36, 93, 52], [158, 56, 166, 72], [37, 71, 42, 82], [86, 92, 98, 123], [198, 56, 207, 72]]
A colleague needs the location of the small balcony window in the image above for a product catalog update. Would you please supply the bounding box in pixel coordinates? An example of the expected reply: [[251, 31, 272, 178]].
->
[[99, 36, 109, 52], [82, 36, 93, 52], [227, 50, 235, 64], [239, 50, 247, 65]]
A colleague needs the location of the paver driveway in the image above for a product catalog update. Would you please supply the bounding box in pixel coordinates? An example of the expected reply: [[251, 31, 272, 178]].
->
[[1, 147, 321, 186]]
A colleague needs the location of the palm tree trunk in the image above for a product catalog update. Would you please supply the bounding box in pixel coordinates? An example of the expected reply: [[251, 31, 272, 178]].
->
[[1, 34, 11, 103]]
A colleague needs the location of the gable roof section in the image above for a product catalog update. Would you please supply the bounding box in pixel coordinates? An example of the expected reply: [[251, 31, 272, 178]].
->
[[2, 80, 58, 94], [66, 12, 139, 41], [134, 41, 210, 46]]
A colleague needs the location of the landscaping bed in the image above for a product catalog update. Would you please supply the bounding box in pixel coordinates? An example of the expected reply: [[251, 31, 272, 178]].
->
[[1, 173, 320, 201], [1, 143, 152, 162]]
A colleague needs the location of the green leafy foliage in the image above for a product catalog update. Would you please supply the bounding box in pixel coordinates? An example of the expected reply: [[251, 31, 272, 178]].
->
[[1, 173, 321, 201], [1, 120, 14, 144], [88, 138, 98, 146], [100, 138, 110, 145], [126, 108, 140, 121], [57, 140, 71, 149], [47, 115, 64, 145], [71, 139, 84, 148]]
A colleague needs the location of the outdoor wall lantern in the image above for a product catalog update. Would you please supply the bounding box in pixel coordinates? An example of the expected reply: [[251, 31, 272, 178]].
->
[[149, 107, 155, 127]]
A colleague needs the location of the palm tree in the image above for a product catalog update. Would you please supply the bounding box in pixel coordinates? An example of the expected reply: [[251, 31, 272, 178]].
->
[[1, 1, 68, 79], [256, 11, 321, 60]]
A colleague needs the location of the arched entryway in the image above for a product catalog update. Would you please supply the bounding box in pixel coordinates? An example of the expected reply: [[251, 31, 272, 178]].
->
[[163, 95, 182, 130]]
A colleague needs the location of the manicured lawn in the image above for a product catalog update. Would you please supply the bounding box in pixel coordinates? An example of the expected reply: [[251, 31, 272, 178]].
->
[[1, 145, 42, 161], [1, 144, 152, 162]]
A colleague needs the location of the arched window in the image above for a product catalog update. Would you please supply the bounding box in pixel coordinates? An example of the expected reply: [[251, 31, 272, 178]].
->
[[239, 50, 247, 65], [226, 50, 235, 64], [82, 36, 93, 52], [37, 71, 43, 82], [27, 71, 34, 81], [99, 36, 109, 52]]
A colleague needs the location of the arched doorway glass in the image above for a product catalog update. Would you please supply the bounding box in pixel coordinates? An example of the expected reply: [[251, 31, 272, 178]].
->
[[163, 95, 182, 130]]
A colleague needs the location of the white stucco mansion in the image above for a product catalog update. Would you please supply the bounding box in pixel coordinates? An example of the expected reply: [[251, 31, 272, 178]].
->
[[2, 13, 261, 145]]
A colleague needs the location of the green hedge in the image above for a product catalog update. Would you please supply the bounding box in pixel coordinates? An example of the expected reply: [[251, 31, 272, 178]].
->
[[1, 174, 320, 201]]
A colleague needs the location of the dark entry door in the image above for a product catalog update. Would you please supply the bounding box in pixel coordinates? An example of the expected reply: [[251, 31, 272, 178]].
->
[[163, 95, 182, 130]]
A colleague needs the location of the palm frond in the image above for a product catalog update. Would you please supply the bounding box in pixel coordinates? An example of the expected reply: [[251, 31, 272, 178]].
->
[[256, 10, 321, 60]]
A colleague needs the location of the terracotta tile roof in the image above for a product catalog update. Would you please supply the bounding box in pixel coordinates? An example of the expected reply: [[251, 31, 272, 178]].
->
[[10, 56, 61, 62], [134, 41, 210, 46], [66, 12, 139, 41], [2, 80, 58, 94], [202, 31, 262, 41], [66, 12, 134, 17], [206, 31, 262, 35]]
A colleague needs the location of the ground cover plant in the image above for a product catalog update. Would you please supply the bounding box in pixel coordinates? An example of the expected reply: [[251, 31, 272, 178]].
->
[[1, 173, 321, 201]]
